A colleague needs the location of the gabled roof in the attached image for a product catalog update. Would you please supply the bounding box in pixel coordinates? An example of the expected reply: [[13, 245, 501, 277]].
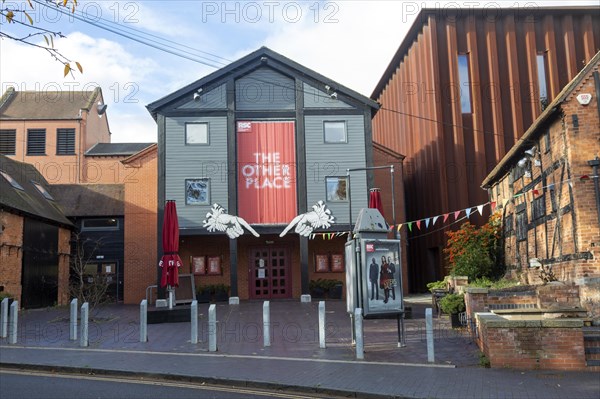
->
[[0, 155, 72, 227], [49, 184, 124, 217], [147, 47, 379, 118], [85, 142, 155, 157], [0, 87, 102, 120], [482, 50, 600, 188], [121, 143, 157, 164]]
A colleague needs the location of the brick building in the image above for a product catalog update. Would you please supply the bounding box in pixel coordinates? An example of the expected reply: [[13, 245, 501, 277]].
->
[[0, 155, 72, 308], [371, 7, 600, 291], [147, 47, 404, 301], [482, 51, 600, 317]]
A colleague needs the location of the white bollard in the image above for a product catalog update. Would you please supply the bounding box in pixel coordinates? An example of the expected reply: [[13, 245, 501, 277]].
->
[[208, 304, 217, 352], [263, 301, 270, 347], [80, 302, 89, 347], [70, 298, 78, 341], [8, 301, 18, 344], [426, 307, 435, 363], [1, 298, 8, 338], [354, 308, 364, 360], [319, 301, 326, 349], [191, 300, 198, 344], [140, 300, 148, 343]]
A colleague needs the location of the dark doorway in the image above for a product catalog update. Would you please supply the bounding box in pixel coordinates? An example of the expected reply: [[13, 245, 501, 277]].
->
[[21, 219, 59, 308], [249, 247, 291, 299], [426, 247, 441, 284]]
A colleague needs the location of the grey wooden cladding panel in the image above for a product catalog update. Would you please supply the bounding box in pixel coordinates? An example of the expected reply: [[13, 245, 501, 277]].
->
[[236, 67, 296, 111], [304, 115, 368, 224], [165, 116, 228, 228], [303, 82, 353, 109], [177, 84, 227, 110]]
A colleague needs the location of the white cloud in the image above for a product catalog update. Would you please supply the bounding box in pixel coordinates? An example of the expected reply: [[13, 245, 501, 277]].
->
[[0, 31, 159, 142]]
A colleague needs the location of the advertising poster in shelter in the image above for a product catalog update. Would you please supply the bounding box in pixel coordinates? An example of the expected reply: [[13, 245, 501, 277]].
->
[[361, 239, 403, 316], [237, 121, 297, 224]]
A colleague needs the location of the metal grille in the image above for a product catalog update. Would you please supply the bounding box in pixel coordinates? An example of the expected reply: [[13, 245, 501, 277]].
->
[[56, 128, 75, 155], [27, 129, 46, 155], [0, 129, 16, 155]]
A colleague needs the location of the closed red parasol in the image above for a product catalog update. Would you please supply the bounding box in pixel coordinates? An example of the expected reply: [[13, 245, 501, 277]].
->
[[159, 200, 182, 289], [369, 188, 384, 217]]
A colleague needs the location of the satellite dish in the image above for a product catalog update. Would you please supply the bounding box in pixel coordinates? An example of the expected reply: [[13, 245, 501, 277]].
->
[[97, 103, 108, 115]]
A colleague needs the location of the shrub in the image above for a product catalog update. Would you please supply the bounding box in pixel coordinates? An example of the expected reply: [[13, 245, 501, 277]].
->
[[439, 293, 465, 314], [426, 279, 447, 292], [444, 213, 502, 281], [0, 292, 13, 302]]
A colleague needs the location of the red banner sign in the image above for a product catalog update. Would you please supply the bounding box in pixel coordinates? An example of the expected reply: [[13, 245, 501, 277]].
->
[[237, 121, 297, 224]]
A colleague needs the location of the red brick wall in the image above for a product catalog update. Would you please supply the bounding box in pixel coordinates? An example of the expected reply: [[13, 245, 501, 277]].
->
[[488, 59, 599, 314], [122, 148, 157, 304], [477, 318, 586, 370], [0, 211, 23, 302]]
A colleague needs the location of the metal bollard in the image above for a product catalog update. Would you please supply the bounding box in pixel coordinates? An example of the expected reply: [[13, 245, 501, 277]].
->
[[263, 301, 270, 347], [80, 302, 89, 347], [191, 300, 198, 344], [140, 300, 147, 343], [426, 307, 435, 363], [8, 301, 18, 344], [208, 304, 217, 352], [70, 298, 78, 341], [354, 308, 364, 360], [1, 297, 8, 338], [319, 301, 326, 349]]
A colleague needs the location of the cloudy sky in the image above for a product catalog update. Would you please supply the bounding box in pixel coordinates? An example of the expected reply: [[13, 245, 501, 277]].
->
[[1, 0, 596, 142]]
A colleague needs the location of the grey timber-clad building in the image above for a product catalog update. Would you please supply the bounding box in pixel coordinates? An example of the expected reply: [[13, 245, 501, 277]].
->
[[147, 47, 381, 300]]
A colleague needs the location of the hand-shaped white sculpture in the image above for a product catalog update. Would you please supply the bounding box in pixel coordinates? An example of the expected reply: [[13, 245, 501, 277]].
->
[[203, 204, 260, 239], [280, 201, 335, 237]]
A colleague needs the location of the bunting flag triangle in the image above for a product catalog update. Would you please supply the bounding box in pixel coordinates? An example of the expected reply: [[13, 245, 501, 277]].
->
[[580, 175, 590, 181], [425, 218, 430, 228], [397, 224, 403, 232], [443, 213, 450, 223], [490, 201, 497, 212], [407, 222, 413, 232], [465, 208, 472, 218], [416, 220, 421, 230], [454, 210, 461, 220], [432, 215, 439, 226], [477, 204, 484, 215], [322, 233, 326, 240], [533, 189, 539, 196], [310, 233, 315, 240]]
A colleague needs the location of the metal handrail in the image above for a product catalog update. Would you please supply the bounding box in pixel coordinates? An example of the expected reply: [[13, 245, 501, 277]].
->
[[146, 285, 157, 305]]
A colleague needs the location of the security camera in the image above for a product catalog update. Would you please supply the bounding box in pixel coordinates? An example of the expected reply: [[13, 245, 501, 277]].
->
[[193, 92, 201, 101], [330, 92, 338, 100], [517, 158, 528, 168], [97, 102, 107, 115]]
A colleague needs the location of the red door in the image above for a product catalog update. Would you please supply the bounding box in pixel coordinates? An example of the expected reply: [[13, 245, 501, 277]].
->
[[249, 247, 291, 299]]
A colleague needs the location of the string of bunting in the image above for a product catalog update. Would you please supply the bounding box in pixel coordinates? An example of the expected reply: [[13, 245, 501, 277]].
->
[[389, 173, 598, 233], [307, 174, 597, 239]]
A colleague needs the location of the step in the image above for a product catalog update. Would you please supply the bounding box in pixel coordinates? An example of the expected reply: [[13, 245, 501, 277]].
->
[[583, 335, 600, 342], [585, 347, 600, 354]]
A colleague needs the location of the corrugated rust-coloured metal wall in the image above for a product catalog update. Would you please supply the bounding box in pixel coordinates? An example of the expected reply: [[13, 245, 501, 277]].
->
[[372, 9, 600, 291]]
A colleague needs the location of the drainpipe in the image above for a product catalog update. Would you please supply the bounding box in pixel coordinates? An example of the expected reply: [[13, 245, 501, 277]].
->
[[588, 156, 600, 225]]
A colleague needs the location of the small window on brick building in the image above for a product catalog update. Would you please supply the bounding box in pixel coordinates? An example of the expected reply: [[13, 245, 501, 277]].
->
[[504, 214, 514, 235], [56, 128, 76, 155], [0, 129, 16, 155], [27, 129, 46, 155], [516, 205, 528, 241], [531, 195, 546, 220], [543, 131, 551, 153], [537, 53, 549, 110]]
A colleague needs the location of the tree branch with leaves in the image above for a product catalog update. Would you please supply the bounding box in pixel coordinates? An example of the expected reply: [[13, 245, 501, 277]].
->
[[1, 0, 83, 76]]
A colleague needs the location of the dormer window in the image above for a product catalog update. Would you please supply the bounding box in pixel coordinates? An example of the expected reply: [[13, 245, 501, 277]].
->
[[32, 181, 54, 201]]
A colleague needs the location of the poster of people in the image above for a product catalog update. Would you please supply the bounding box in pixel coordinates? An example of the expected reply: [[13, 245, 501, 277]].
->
[[361, 239, 403, 316]]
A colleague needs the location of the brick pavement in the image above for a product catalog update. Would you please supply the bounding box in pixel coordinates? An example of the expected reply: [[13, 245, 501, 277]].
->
[[1, 298, 599, 398]]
